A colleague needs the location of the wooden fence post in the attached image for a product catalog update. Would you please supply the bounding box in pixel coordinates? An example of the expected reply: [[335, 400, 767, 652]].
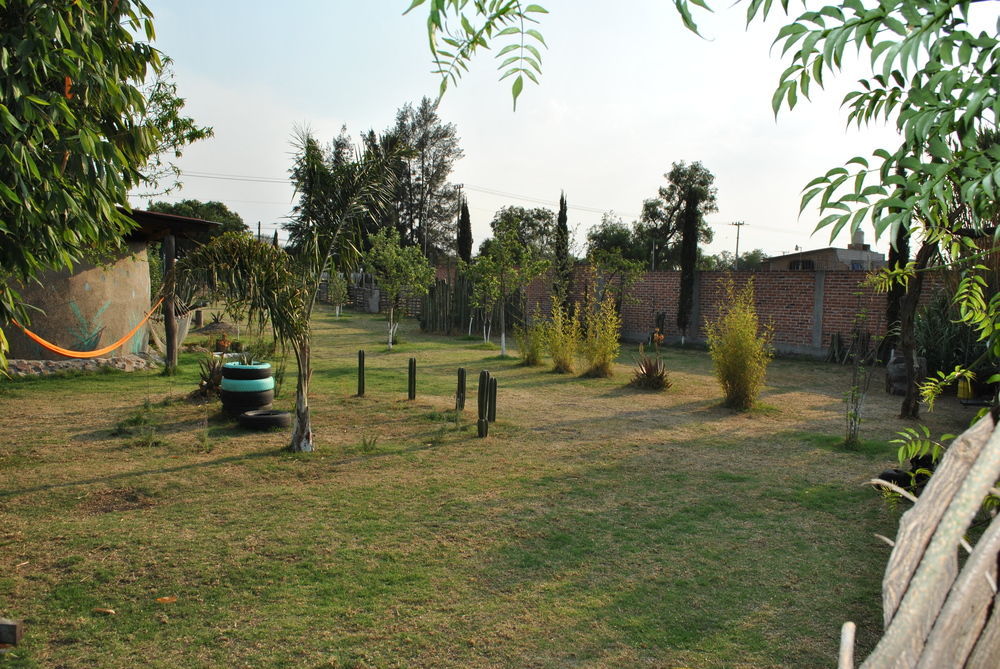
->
[[456, 367, 466, 411], [357, 350, 365, 397], [408, 357, 416, 400]]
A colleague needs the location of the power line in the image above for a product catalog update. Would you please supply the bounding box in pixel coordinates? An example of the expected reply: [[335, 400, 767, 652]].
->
[[176, 169, 641, 219]]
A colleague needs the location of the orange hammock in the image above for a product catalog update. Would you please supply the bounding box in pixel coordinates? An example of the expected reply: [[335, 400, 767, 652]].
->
[[11, 297, 165, 359]]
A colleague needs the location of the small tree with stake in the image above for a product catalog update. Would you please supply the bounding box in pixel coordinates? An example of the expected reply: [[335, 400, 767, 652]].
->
[[172, 128, 395, 453], [364, 228, 435, 350]]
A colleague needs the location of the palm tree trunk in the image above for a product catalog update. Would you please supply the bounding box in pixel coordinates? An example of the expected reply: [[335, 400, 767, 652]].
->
[[289, 337, 313, 452]]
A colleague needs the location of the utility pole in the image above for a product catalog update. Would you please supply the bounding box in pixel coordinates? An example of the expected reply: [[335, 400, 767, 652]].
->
[[730, 221, 747, 270], [257, 221, 261, 242]]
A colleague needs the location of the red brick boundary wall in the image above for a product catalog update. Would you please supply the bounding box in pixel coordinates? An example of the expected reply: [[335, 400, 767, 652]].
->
[[524, 267, 945, 358]]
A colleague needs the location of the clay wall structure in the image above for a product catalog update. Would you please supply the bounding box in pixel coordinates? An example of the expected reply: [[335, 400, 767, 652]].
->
[[3, 241, 152, 361]]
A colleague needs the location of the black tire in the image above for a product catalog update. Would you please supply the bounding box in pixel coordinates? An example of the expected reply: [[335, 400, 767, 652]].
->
[[238, 410, 292, 430], [221, 363, 272, 380], [221, 389, 274, 411]]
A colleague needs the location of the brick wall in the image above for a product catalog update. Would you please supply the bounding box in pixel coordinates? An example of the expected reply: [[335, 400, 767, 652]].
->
[[523, 266, 948, 357]]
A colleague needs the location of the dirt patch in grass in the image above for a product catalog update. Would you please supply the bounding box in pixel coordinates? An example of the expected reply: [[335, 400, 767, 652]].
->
[[78, 487, 156, 514]]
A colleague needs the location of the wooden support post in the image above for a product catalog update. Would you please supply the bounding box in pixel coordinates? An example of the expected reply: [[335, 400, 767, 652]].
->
[[407, 357, 416, 400], [193, 309, 204, 329], [456, 368, 466, 411], [488, 376, 498, 423], [357, 350, 365, 397], [0, 618, 24, 647], [477, 370, 490, 438], [163, 233, 178, 375]]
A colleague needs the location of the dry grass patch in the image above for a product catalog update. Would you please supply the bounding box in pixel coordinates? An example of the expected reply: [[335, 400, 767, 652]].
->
[[0, 307, 973, 668]]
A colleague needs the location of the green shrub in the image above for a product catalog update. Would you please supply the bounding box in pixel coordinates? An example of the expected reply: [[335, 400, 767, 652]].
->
[[514, 307, 547, 366], [630, 342, 671, 390], [705, 278, 773, 410], [547, 301, 580, 374], [581, 292, 622, 377]]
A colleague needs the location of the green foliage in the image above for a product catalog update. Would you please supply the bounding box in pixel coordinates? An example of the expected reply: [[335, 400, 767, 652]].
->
[[407, 0, 549, 108], [553, 192, 572, 304], [546, 301, 580, 374], [587, 248, 645, 308], [359, 434, 379, 454], [480, 213, 550, 356], [457, 197, 473, 263], [373, 98, 464, 260], [513, 307, 546, 366], [174, 128, 398, 451], [364, 228, 436, 349], [417, 0, 999, 410], [327, 272, 350, 307], [699, 248, 769, 271], [112, 400, 166, 448], [196, 353, 225, 398], [581, 292, 622, 378], [482, 206, 556, 260], [0, 1, 208, 370], [135, 59, 214, 196], [630, 342, 671, 391], [705, 278, 773, 411], [915, 291, 990, 379], [461, 256, 501, 340], [146, 199, 248, 239]]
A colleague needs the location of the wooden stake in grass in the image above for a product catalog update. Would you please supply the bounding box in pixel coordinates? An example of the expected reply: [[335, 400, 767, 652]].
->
[[477, 370, 490, 438], [456, 367, 466, 411], [408, 358, 417, 400], [0, 618, 23, 646], [357, 350, 365, 397], [488, 376, 498, 423]]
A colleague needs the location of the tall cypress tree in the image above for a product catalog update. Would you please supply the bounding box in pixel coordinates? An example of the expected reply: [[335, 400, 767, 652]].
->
[[457, 197, 473, 263], [671, 162, 717, 341], [553, 191, 571, 304]]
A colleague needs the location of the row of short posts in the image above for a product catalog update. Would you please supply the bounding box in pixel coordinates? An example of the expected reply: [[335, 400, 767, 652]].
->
[[356, 352, 495, 439]]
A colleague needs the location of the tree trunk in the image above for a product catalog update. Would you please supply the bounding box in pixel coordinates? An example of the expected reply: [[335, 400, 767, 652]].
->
[[163, 233, 178, 375], [387, 304, 395, 350], [289, 338, 313, 452], [677, 197, 699, 341], [882, 222, 910, 363], [499, 301, 507, 356], [899, 241, 937, 419]]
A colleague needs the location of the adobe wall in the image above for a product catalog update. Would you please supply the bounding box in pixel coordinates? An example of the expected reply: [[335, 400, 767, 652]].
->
[[3, 241, 152, 361]]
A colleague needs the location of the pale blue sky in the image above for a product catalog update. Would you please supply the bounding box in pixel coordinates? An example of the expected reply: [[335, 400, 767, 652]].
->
[[133, 0, 902, 258]]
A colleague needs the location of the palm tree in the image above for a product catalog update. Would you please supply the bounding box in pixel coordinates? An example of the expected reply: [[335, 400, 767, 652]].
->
[[171, 129, 395, 452]]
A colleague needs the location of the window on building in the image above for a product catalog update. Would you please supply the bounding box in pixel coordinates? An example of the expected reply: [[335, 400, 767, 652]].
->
[[789, 259, 814, 270]]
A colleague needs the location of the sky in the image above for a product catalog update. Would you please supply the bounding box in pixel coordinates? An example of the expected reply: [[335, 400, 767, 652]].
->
[[131, 0, 905, 260]]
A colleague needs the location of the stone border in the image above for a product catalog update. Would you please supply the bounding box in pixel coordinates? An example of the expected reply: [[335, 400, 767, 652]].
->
[[5, 353, 163, 377]]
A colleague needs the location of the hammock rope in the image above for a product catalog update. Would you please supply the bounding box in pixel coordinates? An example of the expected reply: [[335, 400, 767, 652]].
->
[[11, 297, 165, 359]]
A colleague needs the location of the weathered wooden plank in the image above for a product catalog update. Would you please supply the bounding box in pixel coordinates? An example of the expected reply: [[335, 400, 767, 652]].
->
[[862, 419, 1000, 668], [917, 513, 1000, 667], [881, 414, 997, 627]]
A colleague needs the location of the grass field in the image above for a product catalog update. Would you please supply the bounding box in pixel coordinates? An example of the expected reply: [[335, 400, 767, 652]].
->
[[0, 306, 971, 668]]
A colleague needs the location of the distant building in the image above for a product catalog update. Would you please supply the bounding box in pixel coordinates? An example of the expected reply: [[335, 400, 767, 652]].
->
[[763, 230, 885, 272]]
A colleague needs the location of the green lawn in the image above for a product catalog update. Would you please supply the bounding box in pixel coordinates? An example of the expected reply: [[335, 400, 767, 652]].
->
[[0, 306, 970, 667]]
